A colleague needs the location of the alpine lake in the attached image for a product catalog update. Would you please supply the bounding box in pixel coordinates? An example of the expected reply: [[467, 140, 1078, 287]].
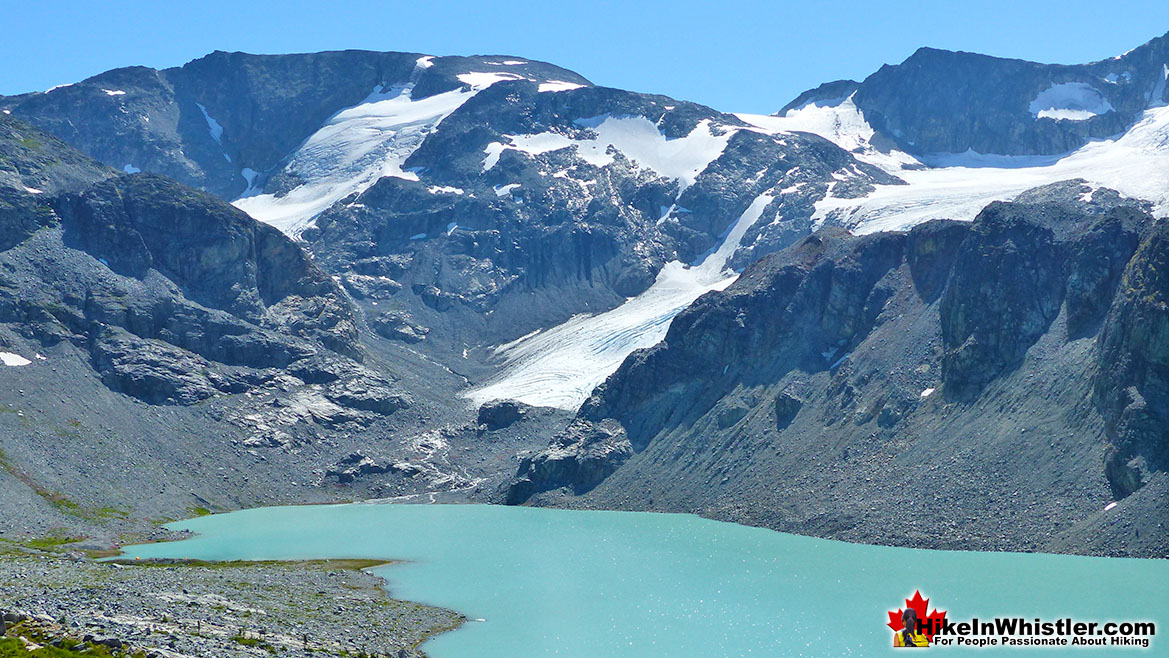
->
[[119, 503, 1167, 657]]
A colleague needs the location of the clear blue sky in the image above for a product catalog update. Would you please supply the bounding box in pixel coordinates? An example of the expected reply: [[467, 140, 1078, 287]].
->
[[3, 0, 1169, 114]]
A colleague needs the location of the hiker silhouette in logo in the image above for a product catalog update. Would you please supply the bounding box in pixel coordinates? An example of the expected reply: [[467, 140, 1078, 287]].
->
[[895, 607, 929, 647]]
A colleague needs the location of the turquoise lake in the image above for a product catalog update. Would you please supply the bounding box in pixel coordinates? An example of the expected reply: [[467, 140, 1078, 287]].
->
[[120, 503, 1166, 657]]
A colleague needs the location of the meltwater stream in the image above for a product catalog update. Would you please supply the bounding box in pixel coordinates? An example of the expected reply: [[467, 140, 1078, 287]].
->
[[121, 504, 1167, 657]]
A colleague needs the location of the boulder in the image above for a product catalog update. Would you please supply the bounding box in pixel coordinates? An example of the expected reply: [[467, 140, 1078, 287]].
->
[[477, 400, 526, 430]]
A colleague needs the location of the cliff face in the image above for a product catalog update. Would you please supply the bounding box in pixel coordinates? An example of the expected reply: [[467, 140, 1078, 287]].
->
[[1094, 218, 1169, 499], [509, 181, 1167, 557]]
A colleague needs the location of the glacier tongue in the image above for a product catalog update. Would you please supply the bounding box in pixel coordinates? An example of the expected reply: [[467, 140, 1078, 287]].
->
[[465, 193, 774, 410]]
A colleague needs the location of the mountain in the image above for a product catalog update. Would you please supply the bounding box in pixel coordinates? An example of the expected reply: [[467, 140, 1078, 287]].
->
[[2, 34, 1169, 557], [509, 181, 1168, 556], [783, 32, 1169, 156]]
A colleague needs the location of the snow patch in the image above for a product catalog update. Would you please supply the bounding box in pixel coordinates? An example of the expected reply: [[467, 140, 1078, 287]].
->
[[483, 117, 732, 191], [1104, 502, 1118, 512], [428, 185, 464, 195], [920, 388, 935, 398], [494, 183, 520, 196], [457, 71, 525, 88], [122, 164, 141, 174], [22, 186, 43, 194], [539, 80, 585, 93], [1029, 82, 1114, 121], [0, 352, 31, 367], [101, 89, 126, 96], [736, 95, 919, 173]]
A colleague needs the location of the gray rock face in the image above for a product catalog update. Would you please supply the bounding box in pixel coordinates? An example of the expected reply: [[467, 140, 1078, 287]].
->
[[1094, 218, 1169, 498], [373, 311, 429, 343], [0, 165, 405, 417], [0, 113, 113, 195], [781, 31, 1169, 156], [506, 419, 632, 504]]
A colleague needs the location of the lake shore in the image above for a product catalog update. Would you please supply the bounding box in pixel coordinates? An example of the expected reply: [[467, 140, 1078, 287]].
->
[[0, 547, 463, 658]]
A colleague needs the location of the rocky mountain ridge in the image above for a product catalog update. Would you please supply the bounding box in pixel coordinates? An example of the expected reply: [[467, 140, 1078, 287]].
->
[[1, 35, 1168, 558]]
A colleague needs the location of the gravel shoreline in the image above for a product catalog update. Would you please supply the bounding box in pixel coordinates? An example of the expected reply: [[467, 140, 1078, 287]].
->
[[0, 548, 464, 658]]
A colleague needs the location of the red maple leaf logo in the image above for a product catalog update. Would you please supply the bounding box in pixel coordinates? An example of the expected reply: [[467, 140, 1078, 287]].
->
[[887, 590, 947, 642]]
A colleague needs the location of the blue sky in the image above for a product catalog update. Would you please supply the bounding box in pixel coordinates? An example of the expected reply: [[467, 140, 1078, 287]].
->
[[3, 1, 1169, 114]]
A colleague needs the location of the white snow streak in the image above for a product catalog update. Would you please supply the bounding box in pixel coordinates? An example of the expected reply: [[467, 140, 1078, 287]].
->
[[538, 80, 585, 93], [0, 352, 32, 367], [465, 193, 774, 410], [196, 103, 225, 144]]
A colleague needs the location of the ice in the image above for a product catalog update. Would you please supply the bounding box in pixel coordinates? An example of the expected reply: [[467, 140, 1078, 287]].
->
[[817, 104, 1169, 234], [538, 80, 585, 93], [123, 164, 141, 174], [101, 89, 126, 96], [1029, 82, 1114, 121], [234, 77, 487, 236], [484, 117, 733, 191], [0, 352, 31, 367], [196, 103, 224, 144], [466, 193, 774, 410], [233, 56, 540, 236]]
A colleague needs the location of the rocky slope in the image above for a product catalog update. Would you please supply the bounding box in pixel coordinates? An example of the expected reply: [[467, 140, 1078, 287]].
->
[[510, 181, 1169, 557], [0, 117, 549, 540]]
